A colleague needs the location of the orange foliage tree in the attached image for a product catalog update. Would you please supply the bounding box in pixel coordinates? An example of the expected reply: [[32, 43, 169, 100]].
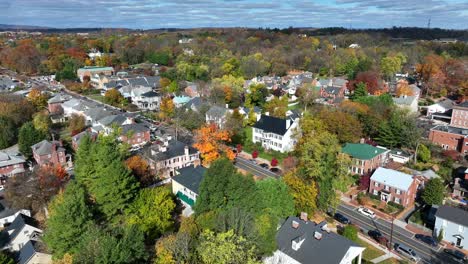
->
[[193, 123, 235, 166], [125, 155, 153, 186], [28, 88, 48, 109], [396, 80, 414, 97]]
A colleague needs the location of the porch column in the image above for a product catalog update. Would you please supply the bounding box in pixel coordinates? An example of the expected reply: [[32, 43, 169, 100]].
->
[[357, 252, 362, 264]]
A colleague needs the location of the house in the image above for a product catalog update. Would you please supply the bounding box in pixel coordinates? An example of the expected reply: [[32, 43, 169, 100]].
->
[[47, 93, 71, 114], [1, 213, 43, 251], [0, 200, 31, 228], [133, 90, 160, 110], [0, 148, 26, 177], [369, 167, 419, 207], [31, 140, 67, 167], [83, 107, 114, 126], [184, 97, 204, 112], [434, 205, 468, 249], [71, 130, 97, 150], [18, 240, 52, 264], [172, 165, 206, 213], [265, 214, 365, 264], [342, 143, 389, 175], [388, 149, 412, 164], [145, 140, 200, 178], [206, 105, 231, 128], [252, 114, 299, 153], [92, 114, 134, 135], [184, 82, 200, 97], [427, 99, 454, 117], [77, 66, 114, 82], [173, 95, 191, 108], [120, 123, 151, 147], [393, 95, 418, 113]]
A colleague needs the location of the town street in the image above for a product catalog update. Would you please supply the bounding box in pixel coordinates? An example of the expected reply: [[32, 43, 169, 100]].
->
[[234, 156, 279, 179]]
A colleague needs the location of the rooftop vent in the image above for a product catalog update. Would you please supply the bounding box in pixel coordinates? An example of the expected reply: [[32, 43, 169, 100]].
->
[[300, 212, 308, 222], [314, 231, 322, 240], [321, 224, 331, 233], [292, 220, 299, 229]]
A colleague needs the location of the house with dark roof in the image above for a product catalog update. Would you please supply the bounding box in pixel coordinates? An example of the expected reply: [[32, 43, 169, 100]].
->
[[0, 200, 31, 228], [265, 215, 365, 264], [0, 148, 26, 177], [342, 143, 389, 175], [434, 205, 468, 249], [31, 140, 67, 167], [206, 105, 232, 128], [18, 240, 51, 264], [0, 213, 42, 251], [119, 123, 151, 147], [92, 114, 134, 135], [172, 165, 206, 212], [145, 140, 200, 178], [47, 93, 71, 114], [71, 130, 97, 150], [252, 114, 299, 153]]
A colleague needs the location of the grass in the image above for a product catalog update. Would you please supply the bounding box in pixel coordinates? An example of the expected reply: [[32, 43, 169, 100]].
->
[[287, 102, 301, 110], [378, 258, 409, 264], [357, 238, 385, 262], [87, 94, 106, 103], [409, 210, 424, 225]]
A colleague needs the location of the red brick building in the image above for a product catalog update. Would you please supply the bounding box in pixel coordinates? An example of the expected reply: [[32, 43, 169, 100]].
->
[[369, 167, 419, 207], [47, 93, 71, 115], [119, 123, 151, 147], [429, 101, 468, 154], [0, 150, 26, 177], [342, 143, 389, 175], [71, 130, 97, 150], [31, 140, 67, 166]]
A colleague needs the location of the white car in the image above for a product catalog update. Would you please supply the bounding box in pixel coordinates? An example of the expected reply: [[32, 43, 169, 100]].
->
[[357, 207, 376, 219]]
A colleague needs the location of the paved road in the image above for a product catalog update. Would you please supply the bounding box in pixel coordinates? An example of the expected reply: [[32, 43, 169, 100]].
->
[[337, 203, 459, 264], [234, 156, 279, 178]]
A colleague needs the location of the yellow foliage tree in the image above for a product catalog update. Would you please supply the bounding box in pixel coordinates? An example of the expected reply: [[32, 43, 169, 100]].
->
[[283, 170, 318, 214], [28, 88, 48, 108], [193, 123, 234, 166], [396, 80, 414, 97], [159, 97, 174, 121]]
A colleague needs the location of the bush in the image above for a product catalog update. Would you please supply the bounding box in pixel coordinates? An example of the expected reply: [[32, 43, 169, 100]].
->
[[388, 201, 404, 210], [369, 194, 380, 201]]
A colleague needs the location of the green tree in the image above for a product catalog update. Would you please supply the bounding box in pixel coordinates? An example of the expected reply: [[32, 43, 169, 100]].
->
[[127, 188, 175, 238], [0, 252, 14, 264], [256, 178, 295, 220], [146, 51, 170, 65], [194, 158, 258, 215], [32, 111, 51, 134], [44, 181, 93, 258], [350, 82, 367, 101], [68, 113, 86, 136], [74, 134, 95, 187], [263, 96, 288, 118], [422, 178, 445, 205], [417, 144, 431, 163], [342, 225, 358, 242], [437, 228, 444, 242], [0, 117, 16, 149], [197, 230, 259, 264], [18, 121, 46, 158], [245, 83, 269, 108]]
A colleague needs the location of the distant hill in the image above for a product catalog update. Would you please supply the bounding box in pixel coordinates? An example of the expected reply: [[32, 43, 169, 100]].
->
[[0, 24, 52, 30]]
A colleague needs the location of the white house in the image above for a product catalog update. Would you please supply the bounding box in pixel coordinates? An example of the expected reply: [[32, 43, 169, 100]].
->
[[130, 87, 160, 110], [434, 205, 468, 249], [0, 200, 31, 228], [427, 99, 454, 117], [393, 95, 419, 113], [2, 214, 43, 251], [265, 215, 365, 264], [252, 114, 299, 153], [205, 105, 232, 129]]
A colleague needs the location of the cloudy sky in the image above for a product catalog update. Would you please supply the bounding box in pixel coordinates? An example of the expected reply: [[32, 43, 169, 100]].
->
[[0, 0, 467, 29]]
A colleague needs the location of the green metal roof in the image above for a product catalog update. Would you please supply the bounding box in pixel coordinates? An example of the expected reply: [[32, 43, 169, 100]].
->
[[78, 66, 113, 71], [176, 191, 195, 206], [342, 143, 387, 160]]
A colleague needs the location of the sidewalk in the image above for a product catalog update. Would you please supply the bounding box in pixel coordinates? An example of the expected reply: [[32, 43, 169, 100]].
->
[[358, 233, 402, 263]]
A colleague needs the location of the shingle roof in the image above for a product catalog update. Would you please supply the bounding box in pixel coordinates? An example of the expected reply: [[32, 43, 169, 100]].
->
[[456, 101, 468, 108], [152, 140, 198, 161], [172, 165, 206, 195], [436, 205, 468, 227], [393, 95, 417, 106], [19, 240, 49, 264], [0, 150, 25, 168], [276, 217, 362, 264], [5, 213, 39, 243], [342, 143, 388, 160], [98, 114, 128, 127], [253, 115, 296, 136], [31, 140, 53, 156], [121, 123, 149, 135], [371, 167, 414, 191]]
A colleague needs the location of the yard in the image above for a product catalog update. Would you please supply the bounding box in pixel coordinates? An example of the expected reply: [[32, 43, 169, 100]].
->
[[358, 238, 385, 262], [358, 193, 404, 216], [240, 127, 288, 164], [87, 94, 106, 103]]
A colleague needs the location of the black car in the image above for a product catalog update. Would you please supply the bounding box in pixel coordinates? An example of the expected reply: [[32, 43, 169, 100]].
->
[[270, 167, 282, 174], [368, 230, 389, 246], [415, 234, 438, 247], [334, 213, 351, 224], [259, 163, 269, 169], [444, 249, 467, 263]]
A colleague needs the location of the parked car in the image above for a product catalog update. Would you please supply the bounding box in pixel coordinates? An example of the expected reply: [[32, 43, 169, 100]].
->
[[394, 243, 421, 262], [444, 249, 467, 263], [259, 163, 269, 169], [368, 230, 389, 246], [357, 207, 376, 219], [334, 213, 351, 224], [415, 234, 438, 247], [270, 167, 282, 174]]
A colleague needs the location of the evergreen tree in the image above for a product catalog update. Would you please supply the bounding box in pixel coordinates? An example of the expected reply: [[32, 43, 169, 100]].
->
[[18, 121, 46, 158], [422, 178, 445, 205], [350, 82, 367, 100], [44, 181, 93, 258], [74, 134, 95, 187], [0, 117, 16, 149]]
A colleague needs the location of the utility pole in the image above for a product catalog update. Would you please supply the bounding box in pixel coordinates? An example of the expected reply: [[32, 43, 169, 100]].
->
[[389, 214, 395, 250], [427, 18, 431, 29]]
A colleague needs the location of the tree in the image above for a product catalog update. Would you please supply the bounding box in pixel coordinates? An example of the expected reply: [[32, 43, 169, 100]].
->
[[318, 108, 363, 143], [342, 225, 358, 242], [159, 97, 175, 120], [18, 121, 46, 158], [282, 156, 297, 173], [159, 77, 171, 88], [104, 88, 125, 106], [422, 178, 445, 205], [125, 155, 153, 186], [256, 178, 295, 220], [44, 181, 93, 258], [193, 123, 234, 166], [380, 54, 406, 80], [437, 228, 444, 242], [417, 144, 431, 163], [396, 81, 414, 97], [32, 111, 51, 134], [0, 94, 35, 126], [283, 171, 318, 214], [224, 110, 245, 144], [68, 113, 86, 136], [350, 71, 383, 95], [0, 117, 16, 149], [195, 158, 258, 215], [0, 252, 14, 264], [27, 88, 48, 109], [197, 230, 259, 264], [350, 82, 367, 100], [245, 83, 269, 107], [264, 96, 288, 118], [127, 188, 175, 238]]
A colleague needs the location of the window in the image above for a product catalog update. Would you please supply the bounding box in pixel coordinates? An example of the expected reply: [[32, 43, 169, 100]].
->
[[394, 197, 400, 204], [384, 185, 390, 191], [374, 182, 379, 187], [373, 190, 378, 195], [396, 189, 401, 195], [459, 225, 465, 233]]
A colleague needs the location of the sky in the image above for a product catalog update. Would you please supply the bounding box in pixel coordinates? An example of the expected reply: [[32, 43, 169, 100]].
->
[[0, 0, 467, 29]]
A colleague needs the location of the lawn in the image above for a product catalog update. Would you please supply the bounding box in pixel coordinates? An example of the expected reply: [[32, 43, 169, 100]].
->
[[378, 258, 409, 264], [357, 238, 385, 262], [87, 94, 106, 103]]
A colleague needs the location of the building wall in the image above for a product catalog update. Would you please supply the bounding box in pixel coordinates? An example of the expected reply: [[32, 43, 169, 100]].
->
[[120, 130, 150, 147], [450, 108, 468, 129], [429, 130, 468, 153], [434, 217, 468, 249], [172, 179, 198, 204], [252, 119, 298, 153], [0, 162, 25, 176], [9, 226, 42, 251], [33, 150, 66, 167], [263, 250, 301, 264], [369, 178, 418, 207], [77, 69, 113, 82], [151, 153, 200, 178], [350, 153, 388, 176], [47, 102, 63, 114]]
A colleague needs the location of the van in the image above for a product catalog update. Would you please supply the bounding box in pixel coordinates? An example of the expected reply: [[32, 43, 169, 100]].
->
[[394, 243, 420, 262]]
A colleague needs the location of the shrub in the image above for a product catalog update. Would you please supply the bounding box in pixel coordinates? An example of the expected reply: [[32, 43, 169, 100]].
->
[[388, 201, 404, 210]]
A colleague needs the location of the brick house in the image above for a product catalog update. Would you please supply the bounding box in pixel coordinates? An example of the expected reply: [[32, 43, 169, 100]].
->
[[369, 167, 419, 207], [47, 93, 71, 115], [0, 149, 26, 177], [77, 66, 114, 82], [71, 130, 97, 150], [342, 143, 389, 175], [429, 101, 468, 154], [119, 123, 151, 147], [31, 140, 67, 167]]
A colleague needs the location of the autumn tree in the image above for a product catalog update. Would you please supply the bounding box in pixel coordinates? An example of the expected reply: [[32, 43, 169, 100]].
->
[[193, 123, 234, 165], [264, 96, 288, 118], [104, 88, 125, 106], [416, 54, 445, 96], [350, 71, 383, 95], [32, 111, 51, 134], [0, 94, 35, 126], [28, 88, 48, 109], [318, 108, 363, 143], [125, 155, 153, 186], [68, 113, 86, 136], [245, 83, 269, 107], [380, 53, 407, 80], [283, 171, 318, 214], [396, 80, 414, 97], [159, 97, 175, 120]]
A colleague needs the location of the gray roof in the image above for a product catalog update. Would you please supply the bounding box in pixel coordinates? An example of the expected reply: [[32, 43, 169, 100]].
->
[[393, 95, 417, 106], [0, 149, 25, 169], [121, 123, 150, 135], [206, 105, 228, 118], [4, 213, 39, 244], [98, 114, 128, 127], [371, 167, 414, 191], [172, 165, 206, 195], [152, 140, 198, 161], [276, 217, 361, 264], [31, 140, 54, 156], [19, 240, 48, 264], [84, 107, 113, 122], [72, 130, 97, 145], [436, 205, 468, 227], [0, 200, 19, 220], [431, 125, 468, 136], [47, 93, 71, 104], [324, 86, 341, 95]]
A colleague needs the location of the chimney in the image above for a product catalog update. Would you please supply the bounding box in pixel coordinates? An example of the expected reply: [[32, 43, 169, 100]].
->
[[291, 235, 306, 251], [184, 145, 189, 156], [300, 212, 308, 222], [286, 119, 291, 129], [321, 223, 331, 234], [360, 138, 365, 144], [265, 112, 270, 116], [292, 220, 299, 229], [225, 103, 229, 109], [314, 231, 322, 240], [256, 113, 261, 121]]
